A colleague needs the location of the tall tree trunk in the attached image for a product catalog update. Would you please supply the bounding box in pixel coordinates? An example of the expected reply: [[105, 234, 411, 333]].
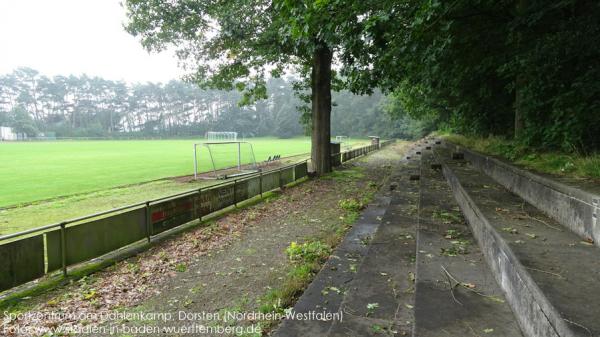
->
[[311, 43, 333, 175], [514, 75, 524, 138], [514, 0, 526, 139]]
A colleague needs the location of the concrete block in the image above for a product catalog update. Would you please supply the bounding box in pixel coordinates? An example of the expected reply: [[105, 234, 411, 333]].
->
[[448, 143, 600, 248]]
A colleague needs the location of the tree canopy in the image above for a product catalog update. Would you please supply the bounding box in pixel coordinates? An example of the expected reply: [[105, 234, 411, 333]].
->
[[0, 68, 421, 140], [345, 0, 600, 152], [124, 0, 392, 173], [122, 0, 599, 158]]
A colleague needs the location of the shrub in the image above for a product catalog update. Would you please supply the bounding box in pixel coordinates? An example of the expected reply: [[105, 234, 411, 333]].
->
[[338, 198, 364, 212], [285, 241, 331, 264]]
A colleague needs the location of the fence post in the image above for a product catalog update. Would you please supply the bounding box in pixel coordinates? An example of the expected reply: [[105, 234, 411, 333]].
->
[[198, 188, 203, 221], [234, 179, 238, 208], [145, 202, 151, 243], [279, 168, 283, 189], [259, 171, 263, 198], [60, 222, 67, 277]]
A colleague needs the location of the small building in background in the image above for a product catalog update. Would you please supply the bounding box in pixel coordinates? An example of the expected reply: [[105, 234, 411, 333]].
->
[[368, 136, 380, 146], [0, 126, 27, 141]]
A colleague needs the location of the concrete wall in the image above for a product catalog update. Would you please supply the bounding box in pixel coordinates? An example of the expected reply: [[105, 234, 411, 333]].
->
[[446, 142, 600, 248], [442, 164, 564, 337]]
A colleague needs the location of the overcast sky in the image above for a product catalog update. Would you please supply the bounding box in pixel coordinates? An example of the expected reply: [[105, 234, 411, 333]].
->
[[0, 0, 182, 83]]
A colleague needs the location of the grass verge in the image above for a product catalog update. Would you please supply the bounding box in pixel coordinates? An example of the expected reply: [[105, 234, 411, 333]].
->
[[443, 134, 600, 180], [252, 167, 377, 333]]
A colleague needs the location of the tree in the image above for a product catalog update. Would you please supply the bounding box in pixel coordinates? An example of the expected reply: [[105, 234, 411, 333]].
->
[[1, 66, 406, 140], [9, 105, 39, 136], [342, 0, 600, 152], [123, 0, 381, 174]]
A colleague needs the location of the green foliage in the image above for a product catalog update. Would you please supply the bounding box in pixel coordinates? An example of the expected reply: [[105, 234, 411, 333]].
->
[[0, 70, 307, 138], [12, 0, 597, 153], [342, 0, 600, 152], [259, 240, 332, 319], [338, 198, 364, 212], [440, 240, 469, 257], [123, 0, 406, 174], [433, 211, 462, 225], [174, 263, 187, 273], [382, 90, 438, 140], [366, 302, 379, 316], [447, 134, 600, 180], [331, 89, 431, 140], [123, 0, 365, 101], [7, 105, 39, 136], [0, 68, 409, 140], [285, 241, 331, 264]]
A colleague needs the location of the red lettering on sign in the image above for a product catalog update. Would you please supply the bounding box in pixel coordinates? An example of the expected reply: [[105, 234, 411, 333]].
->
[[152, 211, 166, 222]]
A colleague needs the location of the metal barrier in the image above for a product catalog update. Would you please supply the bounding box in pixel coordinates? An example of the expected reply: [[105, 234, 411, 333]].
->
[[335, 141, 391, 164], [380, 139, 395, 147], [0, 161, 309, 292], [0, 140, 394, 293]]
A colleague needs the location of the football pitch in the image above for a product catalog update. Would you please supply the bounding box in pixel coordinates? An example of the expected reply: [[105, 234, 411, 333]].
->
[[0, 137, 366, 208]]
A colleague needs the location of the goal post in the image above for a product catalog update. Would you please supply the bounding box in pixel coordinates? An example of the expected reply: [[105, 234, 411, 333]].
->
[[193, 141, 258, 179], [335, 136, 351, 150]]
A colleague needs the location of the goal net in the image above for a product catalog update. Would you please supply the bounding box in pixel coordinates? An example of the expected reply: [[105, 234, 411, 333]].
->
[[194, 141, 258, 179], [335, 136, 351, 150], [206, 131, 238, 142]]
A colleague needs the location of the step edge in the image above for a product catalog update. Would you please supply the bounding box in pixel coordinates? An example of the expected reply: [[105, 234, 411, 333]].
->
[[444, 141, 600, 247], [271, 195, 393, 336], [442, 162, 578, 337]]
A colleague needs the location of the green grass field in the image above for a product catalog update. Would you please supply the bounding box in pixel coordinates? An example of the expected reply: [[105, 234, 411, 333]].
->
[[0, 137, 366, 208]]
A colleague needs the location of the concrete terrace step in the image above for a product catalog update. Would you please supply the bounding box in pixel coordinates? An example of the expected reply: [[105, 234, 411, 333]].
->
[[271, 194, 392, 337], [325, 161, 420, 337], [413, 150, 522, 336], [273, 158, 421, 337], [436, 147, 600, 337], [444, 141, 600, 248]]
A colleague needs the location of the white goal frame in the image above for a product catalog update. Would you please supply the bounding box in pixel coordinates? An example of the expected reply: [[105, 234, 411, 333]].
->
[[193, 141, 258, 179], [206, 131, 238, 142], [335, 136, 351, 150]]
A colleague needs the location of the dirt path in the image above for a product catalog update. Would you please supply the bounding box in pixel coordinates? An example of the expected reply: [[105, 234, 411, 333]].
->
[[1, 142, 409, 337]]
